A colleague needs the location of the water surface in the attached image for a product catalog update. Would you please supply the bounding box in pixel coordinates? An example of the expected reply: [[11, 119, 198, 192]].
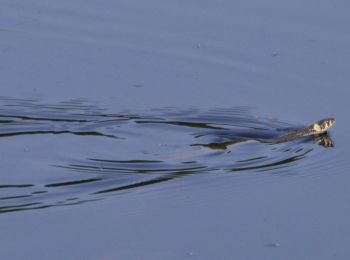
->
[[0, 0, 349, 259], [0, 98, 335, 213]]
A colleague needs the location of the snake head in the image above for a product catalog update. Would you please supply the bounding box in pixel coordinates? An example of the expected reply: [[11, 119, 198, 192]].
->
[[312, 118, 336, 133]]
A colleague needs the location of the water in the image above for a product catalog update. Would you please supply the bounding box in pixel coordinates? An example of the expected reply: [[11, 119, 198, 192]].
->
[[1, 0, 350, 259], [0, 98, 333, 213]]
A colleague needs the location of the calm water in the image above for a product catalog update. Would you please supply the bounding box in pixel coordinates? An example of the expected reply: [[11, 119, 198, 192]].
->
[[0, 0, 350, 259]]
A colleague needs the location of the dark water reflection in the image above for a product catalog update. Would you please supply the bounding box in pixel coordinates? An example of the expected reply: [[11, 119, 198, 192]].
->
[[0, 98, 334, 213]]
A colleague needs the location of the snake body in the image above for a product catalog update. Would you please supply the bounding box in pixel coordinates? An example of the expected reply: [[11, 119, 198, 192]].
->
[[196, 118, 336, 150], [275, 118, 335, 143]]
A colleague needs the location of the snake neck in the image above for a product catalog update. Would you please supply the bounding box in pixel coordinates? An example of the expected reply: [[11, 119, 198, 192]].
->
[[275, 128, 317, 143]]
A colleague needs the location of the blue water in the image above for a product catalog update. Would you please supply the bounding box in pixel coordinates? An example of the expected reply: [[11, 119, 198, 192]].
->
[[0, 100, 335, 213], [0, 1, 350, 259]]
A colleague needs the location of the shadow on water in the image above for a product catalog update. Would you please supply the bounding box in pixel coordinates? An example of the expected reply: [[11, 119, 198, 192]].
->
[[0, 97, 334, 213]]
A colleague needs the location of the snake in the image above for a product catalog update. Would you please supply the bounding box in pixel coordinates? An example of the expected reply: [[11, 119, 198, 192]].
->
[[275, 118, 335, 143], [195, 118, 336, 150]]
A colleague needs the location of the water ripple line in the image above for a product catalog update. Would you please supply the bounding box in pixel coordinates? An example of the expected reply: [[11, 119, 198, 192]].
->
[[0, 98, 335, 213]]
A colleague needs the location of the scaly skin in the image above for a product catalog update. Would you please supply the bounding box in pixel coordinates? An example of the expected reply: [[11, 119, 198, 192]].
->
[[275, 118, 335, 143]]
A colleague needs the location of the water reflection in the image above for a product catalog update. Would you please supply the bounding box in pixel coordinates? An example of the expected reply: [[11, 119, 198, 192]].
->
[[0, 98, 334, 213]]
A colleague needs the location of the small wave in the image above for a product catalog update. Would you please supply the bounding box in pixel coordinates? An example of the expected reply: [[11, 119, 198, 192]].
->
[[0, 98, 334, 213]]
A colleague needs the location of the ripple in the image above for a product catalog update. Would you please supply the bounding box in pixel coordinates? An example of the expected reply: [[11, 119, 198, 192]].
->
[[0, 98, 336, 213]]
